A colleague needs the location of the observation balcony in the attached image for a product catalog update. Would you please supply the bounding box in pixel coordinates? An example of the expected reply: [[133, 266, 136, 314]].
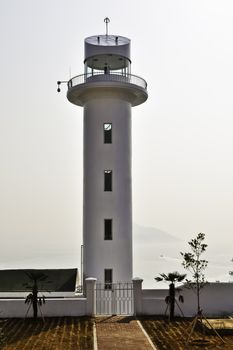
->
[[68, 72, 147, 90], [67, 72, 148, 107]]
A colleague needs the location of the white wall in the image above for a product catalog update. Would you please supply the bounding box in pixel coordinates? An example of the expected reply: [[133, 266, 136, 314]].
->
[[0, 292, 76, 298], [181, 283, 233, 317], [139, 283, 233, 317], [2, 281, 233, 318], [0, 298, 87, 318], [0, 278, 97, 318], [141, 289, 168, 316], [83, 96, 133, 283]]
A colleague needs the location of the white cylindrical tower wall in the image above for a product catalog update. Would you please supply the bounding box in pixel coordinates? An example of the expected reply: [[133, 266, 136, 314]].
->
[[83, 96, 132, 283]]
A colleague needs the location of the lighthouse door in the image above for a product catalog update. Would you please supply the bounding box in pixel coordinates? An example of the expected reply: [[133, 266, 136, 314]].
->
[[95, 282, 134, 315]]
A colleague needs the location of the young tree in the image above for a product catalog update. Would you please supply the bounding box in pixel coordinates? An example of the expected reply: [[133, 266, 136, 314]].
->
[[180, 232, 208, 314], [155, 271, 186, 320]]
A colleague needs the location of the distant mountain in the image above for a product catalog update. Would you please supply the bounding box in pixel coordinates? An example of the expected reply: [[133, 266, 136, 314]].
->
[[133, 224, 181, 244]]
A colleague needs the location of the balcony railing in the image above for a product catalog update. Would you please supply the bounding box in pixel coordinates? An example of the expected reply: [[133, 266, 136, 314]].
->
[[67, 72, 147, 90]]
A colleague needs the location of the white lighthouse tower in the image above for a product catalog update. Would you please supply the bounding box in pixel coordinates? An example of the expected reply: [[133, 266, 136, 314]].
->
[[66, 20, 148, 285]]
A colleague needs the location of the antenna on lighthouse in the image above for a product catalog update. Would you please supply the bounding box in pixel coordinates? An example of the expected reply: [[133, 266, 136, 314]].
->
[[104, 17, 110, 36]]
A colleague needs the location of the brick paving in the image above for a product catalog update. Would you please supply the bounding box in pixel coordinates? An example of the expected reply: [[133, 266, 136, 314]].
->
[[95, 316, 156, 350]]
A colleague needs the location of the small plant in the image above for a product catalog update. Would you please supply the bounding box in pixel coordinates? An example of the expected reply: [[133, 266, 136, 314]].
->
[[181, 232, 208, 314], [155, 271, 186, 320], [24, 272, 48, 319]]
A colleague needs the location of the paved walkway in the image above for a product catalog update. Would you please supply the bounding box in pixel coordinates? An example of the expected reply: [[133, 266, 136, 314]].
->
[[95, 316, 156, 350]]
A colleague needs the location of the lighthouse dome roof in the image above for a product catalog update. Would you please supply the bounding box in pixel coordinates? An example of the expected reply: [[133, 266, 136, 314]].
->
[[84, 35, 130, 62]]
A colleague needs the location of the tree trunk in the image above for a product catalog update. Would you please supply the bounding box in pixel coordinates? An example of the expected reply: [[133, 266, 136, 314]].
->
[[32, 284, 38, 319], [169, 283, 175, 320], [197, 278, 201, 315]]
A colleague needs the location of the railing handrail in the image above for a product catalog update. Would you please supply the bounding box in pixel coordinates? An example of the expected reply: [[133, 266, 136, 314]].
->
[[67, 72, 147, 90]]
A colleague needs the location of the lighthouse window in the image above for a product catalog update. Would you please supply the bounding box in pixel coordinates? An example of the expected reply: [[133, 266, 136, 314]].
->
[[104, 269, 112, 289], [104, 219, 112, 240], [104, 170, 112, 191], [104, 123, 112, 143]]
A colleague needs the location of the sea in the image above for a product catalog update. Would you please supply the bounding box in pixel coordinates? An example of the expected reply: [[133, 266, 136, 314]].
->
[[0, 240, 232, 290]]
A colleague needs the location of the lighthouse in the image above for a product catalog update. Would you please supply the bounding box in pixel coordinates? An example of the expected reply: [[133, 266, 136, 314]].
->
[[66, 20, 148, 285]]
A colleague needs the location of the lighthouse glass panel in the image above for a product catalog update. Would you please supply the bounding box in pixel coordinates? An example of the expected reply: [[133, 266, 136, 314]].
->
[[104, 123, 112, 143], [85, 55, 131, 77], [104, 170, 112, 191], [104, 219, 112, 240]]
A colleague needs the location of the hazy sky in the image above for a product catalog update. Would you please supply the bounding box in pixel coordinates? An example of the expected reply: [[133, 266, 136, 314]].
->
[[0, 1, 233, 285]]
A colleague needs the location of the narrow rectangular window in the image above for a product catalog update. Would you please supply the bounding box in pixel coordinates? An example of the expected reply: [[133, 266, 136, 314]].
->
[[104, 170, 112, 191], [104, 123, 112, 144], [104, 219, 112, 240], [104, 269, 112, 290]]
